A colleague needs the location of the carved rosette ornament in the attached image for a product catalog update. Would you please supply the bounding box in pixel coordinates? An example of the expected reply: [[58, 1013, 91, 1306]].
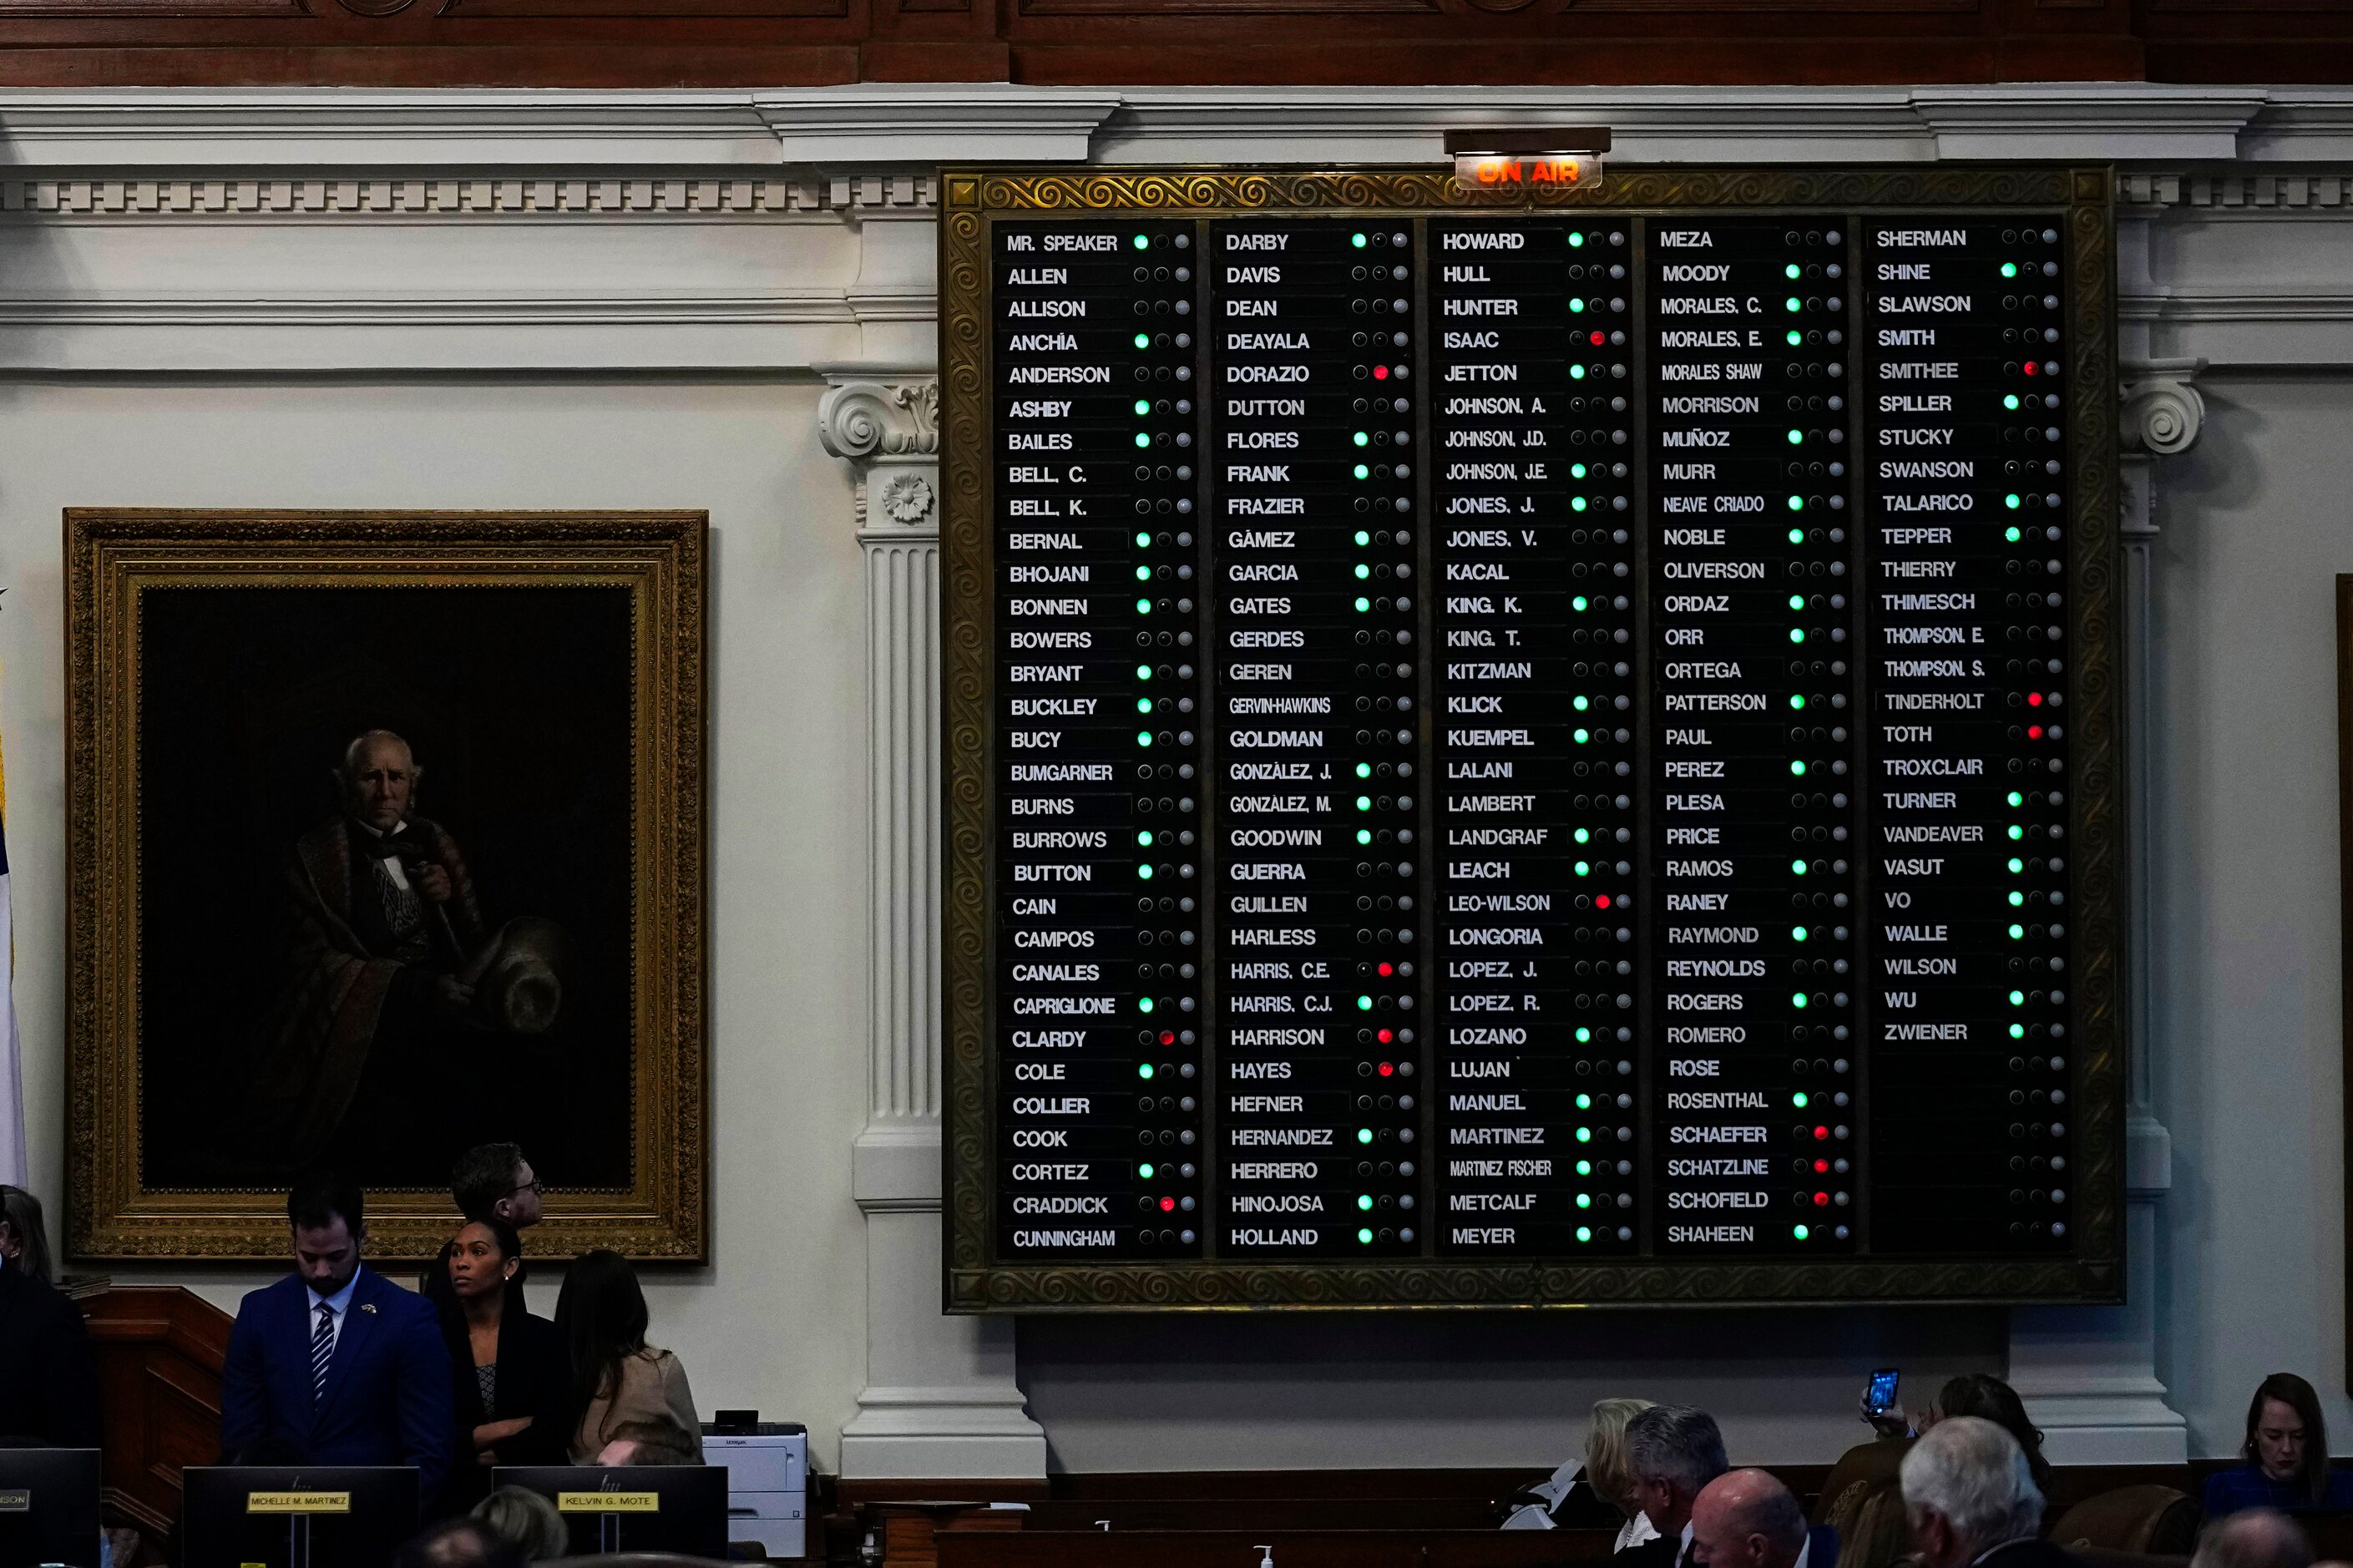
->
[[819, 377, 942, 534]]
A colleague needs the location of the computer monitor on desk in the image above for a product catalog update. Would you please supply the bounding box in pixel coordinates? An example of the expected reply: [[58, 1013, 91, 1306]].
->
[[0, 1448, 101, 1568], [180, 1466, 418, 1568], [492, 1466, 730, 1557]]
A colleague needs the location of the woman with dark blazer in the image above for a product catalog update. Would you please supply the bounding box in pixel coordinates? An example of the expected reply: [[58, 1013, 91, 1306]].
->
[[439, 1216, 569, 1512]]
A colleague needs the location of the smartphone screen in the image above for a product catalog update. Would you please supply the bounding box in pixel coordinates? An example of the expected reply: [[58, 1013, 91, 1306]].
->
[[1865, 1368, 1900, 1414]]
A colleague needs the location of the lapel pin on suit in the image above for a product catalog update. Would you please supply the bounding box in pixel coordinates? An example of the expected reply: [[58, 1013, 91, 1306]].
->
[[360, 1302, 378, 1314]]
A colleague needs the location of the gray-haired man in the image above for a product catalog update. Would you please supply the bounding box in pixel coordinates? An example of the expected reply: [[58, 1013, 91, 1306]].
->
[[1624, 1404, 1733, 1568]]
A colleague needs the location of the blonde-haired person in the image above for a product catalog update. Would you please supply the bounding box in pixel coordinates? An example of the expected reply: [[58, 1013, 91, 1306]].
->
[[473, 1485, 569, 1562], [1591, 1398, 1663, 1550]]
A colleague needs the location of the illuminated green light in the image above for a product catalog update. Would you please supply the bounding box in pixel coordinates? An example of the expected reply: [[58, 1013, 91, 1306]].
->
[[1571, 364, 1587, 380], [1787, 495, 1804, 512], [2008, 823, 2026, 841], [1139, 1063, 1156, 1080], [1576, 1027, 1592, 1044], [2006, 493, 2022, 510], [2009, 890, 2027, 908], [1137, 831, 1153, 847], [1136, 664, 1151, 679], [1358, 1227, 1374, 1243], [1572, 595, 1590, 612], [1354, 529, 1371, 545], [1136, 598, 1151, 614], [1790, 695, 1807, 710], [1794, 1092, 1810, 1108], [1356, 829, 1372, 846], [1356, 762, 1373, 778], [1788, 429, 1804, 446], [1133, 332, 1149, 349], [2006, 526, 2023, 542], [1356, 796, 1372, 811], [1576, 1192, 1593, 1209], [1573, 827, 1591, 844], [1577, 1226, 1593, 1243], [1573, 695, 1590, 711], [1132, 234, 1148, 250], [1356, 994, 1373, 1011], [1576, 1127, 1593, 1143], [1133, 398, 1151, 415], [1138, 998, 1154, 1014], [2005, 394, 2022, 411], [1791, 857, 1808, 875], [1355, 563, 1372, 579], [1571, 463, 1589, 479], [1793, 992, 1809, 1009], [1786, 330, 1803, 346], [1785, 263, 1802, 280], [1789, 628, 1806, 645], [2009, 989, 2026, 1006], [1352, 232, 1367, 249], [1790, 761, 1808, 777], [1795, 1225, 1811, 1241], [1574, 861, 1591, 877], [2001, 261, 2019, 278], [1794, 924, 1809, 941], [2011, 1024, 2027, 1039], [1135, 697, 1151, 714], [1135, 565, 1151, 582], [1576, 1159, 1592, 1176], [1358, 1194, 1373, 1211], [2008, 857, 2025, 873], [1357, 1127, 1374, 1144], [1354, 596, 1372, 613], [1354, 464, 1370, 480], [1576, 1093, 1592, 1110], [1788, 594, 1804, 610], [1354, 431, 1370, 448], [2009, 923, 2027, 939], [1140, 1162, 1156, 1178], [1134, 432, 1151, 448], [1574, 728, 1591, 745], [2007, 791, 2025, 806], [1136, 730, 1152, 746], [1570, 298, 1587, 314], [1569, 231, 1586, 248], [1785, 296, 1802, 312], [1572, 497, 1589, 512], [1789, 528, 1804, 544]]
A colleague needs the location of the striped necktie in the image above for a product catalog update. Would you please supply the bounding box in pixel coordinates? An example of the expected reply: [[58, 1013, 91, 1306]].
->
[[311, 1301, 335, 1408]]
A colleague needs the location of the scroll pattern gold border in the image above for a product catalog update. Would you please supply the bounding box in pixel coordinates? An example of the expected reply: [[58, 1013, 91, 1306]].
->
[[942, 168, 2121, 1309], [65, 509, 709, 1262]]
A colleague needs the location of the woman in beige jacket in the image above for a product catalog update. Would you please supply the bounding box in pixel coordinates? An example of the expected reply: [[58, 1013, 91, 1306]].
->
[[555, 1250, 705, 1465]]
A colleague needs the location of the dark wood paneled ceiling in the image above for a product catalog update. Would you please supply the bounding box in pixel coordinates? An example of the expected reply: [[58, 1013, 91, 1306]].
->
[[0, 0, 2330, 94]]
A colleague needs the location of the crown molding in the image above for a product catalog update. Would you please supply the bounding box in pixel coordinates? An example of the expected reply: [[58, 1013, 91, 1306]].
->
[[751, 85, 1120, 166]]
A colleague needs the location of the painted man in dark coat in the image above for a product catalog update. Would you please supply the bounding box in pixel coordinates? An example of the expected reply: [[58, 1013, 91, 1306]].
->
[[253, 730, 493, 1172]]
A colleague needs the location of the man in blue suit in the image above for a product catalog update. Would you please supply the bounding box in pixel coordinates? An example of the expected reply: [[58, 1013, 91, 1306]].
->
[[220, 1175, 453, 1506]]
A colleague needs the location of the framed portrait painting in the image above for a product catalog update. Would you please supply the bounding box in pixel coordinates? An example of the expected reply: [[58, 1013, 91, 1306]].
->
[[66, 510, 706, 1261]]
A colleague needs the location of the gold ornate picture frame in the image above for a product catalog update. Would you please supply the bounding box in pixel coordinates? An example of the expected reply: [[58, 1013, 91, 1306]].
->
[[67, 510, 708, 1262]]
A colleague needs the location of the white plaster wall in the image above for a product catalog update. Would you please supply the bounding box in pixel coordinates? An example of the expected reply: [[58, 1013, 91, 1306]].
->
[[2147, 373, 2353, 1459], [0, 375, 874, 1469]]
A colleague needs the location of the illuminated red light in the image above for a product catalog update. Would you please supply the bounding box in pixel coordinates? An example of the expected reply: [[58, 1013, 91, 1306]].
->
[[1814, 1125, 1829, 1141], [1813, 1159, 1829, 1174], [1379, 1062, 1395, 1077], [1373, 365, 1389, 381], [2023, 361, 2040, 377], [2027, 725, 2045, 740], [1588, 331, 1606, 346], [1376, 1028, 1394, 1044], [1378, 962, 1394, 978], [1160, 1196, 1176, 1212], [1596, 894, 1612, 909], [1160, 1031, 1176, 1045], [1814, 1191, 1829, 1206], [2027, 692, 2043, 707]]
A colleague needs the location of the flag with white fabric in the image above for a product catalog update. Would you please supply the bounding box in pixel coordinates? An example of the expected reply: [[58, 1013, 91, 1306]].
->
[[0, 700, 23, 1189]]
